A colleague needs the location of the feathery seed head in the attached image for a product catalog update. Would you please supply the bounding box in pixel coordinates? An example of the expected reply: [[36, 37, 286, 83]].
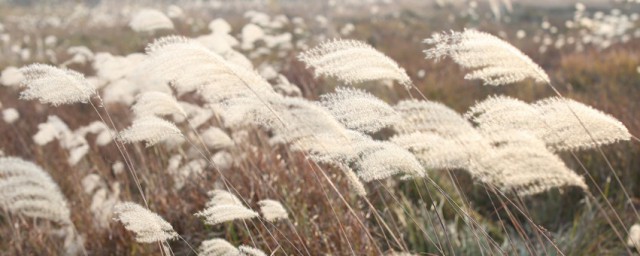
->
[[465, 95, 544, 134], [200, 127, 234, 150], [355, 141, 425, 182], [195, 204, 259, 225], [119, 116, 183, 147], [19, 64, 96, 106], [238, 245, 268, 256], [469, 136, 587, 196], [129, 9, 174, 33], [320, 87, 400, 133], [132, 91, 186, 118], [424, 29, 550, 86], [391, 132, 489, 170], [113, 202, 178, 243], [534, 97, 631, 151], [299, 39, 412, 88], [205, 189, 243, 207], [198, 238, 239, 256], [627, 223, 640, 250], [258, 199, 288, 222], [394, 99, 477, 138], [139, 35, 273, 99], [0, 157, 71, 225]]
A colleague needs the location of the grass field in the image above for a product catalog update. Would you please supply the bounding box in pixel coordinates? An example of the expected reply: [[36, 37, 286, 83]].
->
[[1, 0, 640, 255]]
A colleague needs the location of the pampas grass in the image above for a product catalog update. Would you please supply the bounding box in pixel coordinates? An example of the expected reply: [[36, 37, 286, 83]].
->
[[19, 64, 96, 106], [0, 157, 71, 225], [424, 29, 550, 86], [113, 202, 178, 243], [258, 199, 288, 222], [119, 116, 183, 147], [298, 39, 412, 87], [2, 4, 638, 255]]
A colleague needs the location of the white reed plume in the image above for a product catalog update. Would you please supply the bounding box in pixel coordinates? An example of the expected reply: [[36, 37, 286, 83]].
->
[[0, 157, 71, 225], [534, 97, 631, 151], [131, 91, 186, 118], [298, 39, 412, 87], [1, 66, 24, 86], [627, 223, 640, 251], [119, 116, 183, 147], [466, 95, 631, 151], [140, 36, 273, 100], [204, 190, 243, 207], [258, 199, 288, 222], [465, 95, 543, 134], [469, 132, 587, 196], [113, 202, 178, 243], [394, 99, 478, 138], [291, 131, 357, 165], [196, 189, 258, 225], [266, 96, 348, 147], [198, 238, 240, 256], [354, 140, 426, 182], [32, 115, 92, 165], [257, 97, 424, 182], [320, 87, 400, 133], [19, 64, 96, 106], [424, 29, 550, 86], [2, 108, 19, 124], [195, 204, 259, 225], [200, 127, 234, 150], [129, 9, 174, 33], [238, 245, 267, 256], [391, 132, 489, 170]]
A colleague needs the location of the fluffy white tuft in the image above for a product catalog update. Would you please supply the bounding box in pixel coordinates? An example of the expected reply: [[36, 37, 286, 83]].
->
[[113, 202, 178, 243], [2, 108, 19, 124], [195, 204, 259, 225], [469, 132, 587, 196], [238, 245, 268, 256], [466, 96, 631, 151], [391, 132, 489, 170], [394, 99, 478, 138], [82, 174, 120, 228], [320, 87, 400, 133], [258, 199, 288, 222], [354, 140, 426, 182], [132, 91, 186, 118], [628, 223, 640, 251], [1, 66, 24, 86], [19, 64, 96, 106], [139, 36, 272, 100], [129, 9, 174, 32], [205, 189, 243, 207], [0, 157, 71, 225], [299, 39, 412, 87], [534, 97, 631, 151], [465, 95, 542, 134], [119, 116, 183, 147], [196, 190, 258, 225], [199, 238, 239, 256], [424, 29, 549, 86], [200, 127, 234, 150]]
